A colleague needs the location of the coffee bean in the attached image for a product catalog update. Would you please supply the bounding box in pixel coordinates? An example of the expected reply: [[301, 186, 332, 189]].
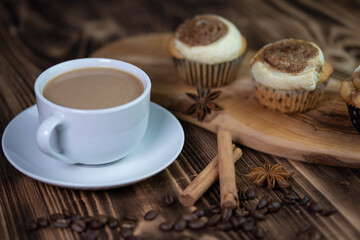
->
[[182, 213, 198, 222], [25, 220, 38, 231], [71, 220, 86, 233], [88, 219, 104, 229], [207, 213, 221, 226], [120, 227, 133, 238], [63, 210, 72, 218], [71, 214, 82, 222], [242, 217, 255, 232], [257, 199, 268, 209], [193, 209, 205, 217], [188, 219, 206, 230], [245, 203, 257, 211], [230, 216, 244, 229], [253, 225, 266, 239], [245, 189, 257, 200], [221, 207, 233, 221], [174, 218, 187, 231], [238, 191, 248, 201], [82, 216, 95, 224], [267, 200, 282, 213], [234, 209, 250, 217], [258, 207, 268, 215], [144, 210, 158, 221], [50, 213, 65, 221], [37, 218, 49, 228], [120, 219, 137, 229], [81, 230, 97, 240], [282, 198, 296, 205], [299, 196, 310, 206], [159, 222, 173, 231], [209, 206, 221, 214], [124, 215, 137, 222], [309, 202, 323, 213], [285, 192, 297, 201], [252, 211, 265, 221], [96, 215, 108, 224], [217, 222, 233, 231], [163, 194, 175, 206], [107, 217, 119, 228], [320, 207, 336, 217], [53, 218, 71, 228]]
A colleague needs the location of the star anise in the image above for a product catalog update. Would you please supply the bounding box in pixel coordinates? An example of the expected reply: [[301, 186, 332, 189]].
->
[[243, 163, 294, 189], [185, 83, 223, 121]]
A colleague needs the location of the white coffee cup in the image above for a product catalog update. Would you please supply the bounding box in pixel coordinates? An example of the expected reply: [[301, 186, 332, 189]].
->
[[35, 58, 151, 165]]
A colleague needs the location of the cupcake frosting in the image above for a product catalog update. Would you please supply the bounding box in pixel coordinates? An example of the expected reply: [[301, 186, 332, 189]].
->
[[340, 65, 360, 107], [250, 39, 325, 91], [173, 14, 243, 64]]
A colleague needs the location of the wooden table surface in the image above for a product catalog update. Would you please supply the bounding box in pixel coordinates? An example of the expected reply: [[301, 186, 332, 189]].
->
[[1, 1, 359, 240]]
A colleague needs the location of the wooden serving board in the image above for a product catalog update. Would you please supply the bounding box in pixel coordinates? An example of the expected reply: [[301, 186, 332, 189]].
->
[[92, 33, 360, 168]]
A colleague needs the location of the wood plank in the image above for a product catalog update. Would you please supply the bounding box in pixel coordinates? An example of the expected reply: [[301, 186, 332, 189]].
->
[[92, 33, 360, 168]]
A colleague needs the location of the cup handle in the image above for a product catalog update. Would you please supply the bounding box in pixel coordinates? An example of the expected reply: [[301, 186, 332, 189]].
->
[[36, 116, 76, 164]]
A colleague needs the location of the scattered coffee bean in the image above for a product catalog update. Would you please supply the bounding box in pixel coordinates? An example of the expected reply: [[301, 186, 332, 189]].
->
[[174, 218, 187, 231], [320, 207, 336, 217], [120, 227, 134, 238], [282, 198, 296, 205], [120, 219, 137, 229], [238, 191, 248, 201], [207, 213, 221, 226], [299, 196, 310, 206], [221, 207, 233, 221], [252, 211, 265, 221], [209, 206, 221, 214], [88, 219, 104, 229], [230, 216, 244, 229], [82, 216, 95, 224], [107, 217, 119, 228], [50, 213, 65, 221], [253, 225, 266, 239], [284, 192, 297, 201], [63, 210, 72, 218], [159, 222, 173, 231], [124, 215, 137, 222], [245, 203, 257, 211], [71, 220, 86, 233], [182, 213, 199, 222], [53, 218, 71, 228], [267, 200, 282, 213], [162, 194, 175, 206], [234, 209, 250, 217], [309, 202, 323, 213], [242, 217, 255, 232], [257, 199, 268, 209], [245, 189, 257, 200], [71, 214, 82, 222], [25, 220, 38, 231], [96, 215, 108, 224], [193, 208, 205, 217], [258, 207, 268, 215], [188, 219, 206, 230], [37, 218, 49, 228], [81, 230, 97, 240], [217, 222, 233, 231], [144, 210, 158, 221]]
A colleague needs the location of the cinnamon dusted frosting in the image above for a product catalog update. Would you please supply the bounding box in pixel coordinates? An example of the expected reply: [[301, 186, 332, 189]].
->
[[172, 14, 244, 64], [340, 65, 360, 108], [250, 39, 331, 91]]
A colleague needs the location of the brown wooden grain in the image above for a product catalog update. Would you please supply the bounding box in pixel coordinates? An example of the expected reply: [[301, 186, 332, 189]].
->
[[1, 1, 360, 240]]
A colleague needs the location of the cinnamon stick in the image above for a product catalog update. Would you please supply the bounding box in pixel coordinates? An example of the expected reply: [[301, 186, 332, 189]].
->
[[218, 130, 238, 209], [178, 145, 243, 207]]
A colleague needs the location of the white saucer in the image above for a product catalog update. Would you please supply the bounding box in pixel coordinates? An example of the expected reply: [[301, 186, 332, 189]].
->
[[2, 103, 184, 189]]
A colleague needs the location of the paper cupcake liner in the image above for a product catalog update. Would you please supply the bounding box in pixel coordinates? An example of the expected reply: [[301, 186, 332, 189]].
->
[[173, 56, 244, 88], [253, 79, 329, 113], [346, 103, 360, 133]]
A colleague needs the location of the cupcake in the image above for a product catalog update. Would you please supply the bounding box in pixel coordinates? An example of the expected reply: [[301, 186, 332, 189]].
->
[[168, 14, 247, 88], [340, 65, 360, 132], [250, 39, 333, 113]]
